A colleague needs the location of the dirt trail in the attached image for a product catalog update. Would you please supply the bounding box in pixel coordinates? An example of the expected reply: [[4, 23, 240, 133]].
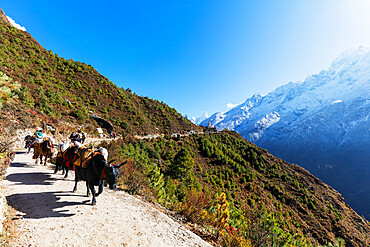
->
[[4, 151, 212, 247]]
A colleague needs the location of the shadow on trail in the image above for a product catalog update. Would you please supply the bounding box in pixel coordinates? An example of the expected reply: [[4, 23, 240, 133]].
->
[[15, 151, 27, 155], [9, 162, 30, 168], [6, 191, 88, 219], [6, 172, 57, 186]]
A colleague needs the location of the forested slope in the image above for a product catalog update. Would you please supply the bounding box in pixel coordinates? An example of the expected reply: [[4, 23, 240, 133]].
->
[[0, 9, 369, 246]]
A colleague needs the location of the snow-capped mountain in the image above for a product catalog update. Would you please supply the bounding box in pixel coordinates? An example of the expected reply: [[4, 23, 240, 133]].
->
[[187, 111, 209, 125], [201, 46, 370, 218]]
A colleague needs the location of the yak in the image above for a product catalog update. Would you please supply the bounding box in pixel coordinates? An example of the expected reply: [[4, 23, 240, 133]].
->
[[24, 135, 36, 153], [54, 142, 71, 177], [72, 147, 125, 205], [32, 139, 55, 166]]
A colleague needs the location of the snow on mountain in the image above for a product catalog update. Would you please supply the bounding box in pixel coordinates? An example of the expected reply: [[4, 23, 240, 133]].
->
[[201, 93, 262, 130], [187, 111, 209, 125], [201, 46, 370, 218], [6, 15, 26, 31], [203, 46, 370, 139]]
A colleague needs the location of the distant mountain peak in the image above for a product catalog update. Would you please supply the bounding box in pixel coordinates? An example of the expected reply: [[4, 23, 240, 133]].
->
[[1, 13, 369, 245], [201, 46, 370, 218], [331, 45, 370, 70], [188, 111, 209, 125]]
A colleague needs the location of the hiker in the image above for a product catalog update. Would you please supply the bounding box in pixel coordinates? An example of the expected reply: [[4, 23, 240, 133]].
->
[[34, 128, 43, 139], [69, 131, 80, 144], [78, 129, 86, 144], [33, 128, 45, 144]]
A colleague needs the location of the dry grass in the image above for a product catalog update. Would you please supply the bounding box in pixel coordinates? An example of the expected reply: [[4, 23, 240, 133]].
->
[[0, 139, 18, 246], [0, 203, 18, 246]]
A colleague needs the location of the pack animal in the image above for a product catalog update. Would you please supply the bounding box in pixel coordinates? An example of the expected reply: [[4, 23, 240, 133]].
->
[[54, 142, 71, 177], [57, 144, 91, 178], [32, 139, 54, 166], [72, 147, 126, 205], [24, 135, 36, 153]]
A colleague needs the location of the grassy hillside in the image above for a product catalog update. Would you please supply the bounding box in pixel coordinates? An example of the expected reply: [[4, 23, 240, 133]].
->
[[0, 11, 199, 135], [0, 9, 369, 246], [105, 131, 369, 246]]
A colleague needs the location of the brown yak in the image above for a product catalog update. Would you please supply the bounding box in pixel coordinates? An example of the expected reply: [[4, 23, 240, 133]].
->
[[32, 139, 54, 166]]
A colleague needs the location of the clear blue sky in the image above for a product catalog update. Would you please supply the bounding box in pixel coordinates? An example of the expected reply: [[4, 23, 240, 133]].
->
[[2, 0, 370, 118]]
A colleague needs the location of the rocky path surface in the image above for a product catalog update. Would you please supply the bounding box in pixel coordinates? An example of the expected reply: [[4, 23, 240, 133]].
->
[[4, 151, 212, 247]]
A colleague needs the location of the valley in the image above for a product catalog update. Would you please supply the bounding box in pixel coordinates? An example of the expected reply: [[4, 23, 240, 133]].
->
[[0, 7, 369, 246], [201, 47, 370, 220]]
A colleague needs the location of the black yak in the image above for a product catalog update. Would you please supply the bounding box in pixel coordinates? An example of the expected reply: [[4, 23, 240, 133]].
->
[[72, 147, 125, 205]]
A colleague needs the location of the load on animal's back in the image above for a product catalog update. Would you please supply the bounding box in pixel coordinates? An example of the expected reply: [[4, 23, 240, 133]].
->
[[34, 129, 43, 139], [54, 142, 71, 177], [24, 127, 44, 153], [69, 129, 86, 144], [72, 146, 126, 205], [54, 142, 82, 178], [54, 143, 94, 178], [33, 128, 46, 144], [73, 147, 96, 168], [32, 137, 55, 166]]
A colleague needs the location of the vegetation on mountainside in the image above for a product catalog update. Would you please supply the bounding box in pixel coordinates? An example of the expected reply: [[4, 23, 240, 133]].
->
[[0, 132, 17, 246], [0, 11, 369, 247], [0, 71, 20, 245], [0, 72, 21, 109], [0, 18, 198, 135], [106, 132, 369, 246]]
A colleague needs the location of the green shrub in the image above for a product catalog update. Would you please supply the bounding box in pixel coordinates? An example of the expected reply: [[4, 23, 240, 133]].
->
[[167, 148, 194, 179], [18, 86, 34, 107], [71, 107, 88, 120]]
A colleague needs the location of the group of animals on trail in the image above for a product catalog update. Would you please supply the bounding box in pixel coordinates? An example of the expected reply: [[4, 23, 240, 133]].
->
[[24, 128, 125, 205]]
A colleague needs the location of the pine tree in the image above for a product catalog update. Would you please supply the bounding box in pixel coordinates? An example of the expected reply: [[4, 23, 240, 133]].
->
[[147, 163, 167, 203], [168, 148, 194, 179]]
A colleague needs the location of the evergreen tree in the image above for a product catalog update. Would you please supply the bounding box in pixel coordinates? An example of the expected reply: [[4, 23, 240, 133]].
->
[[168, 148, 194, 179], [147, 163, 167, 203]]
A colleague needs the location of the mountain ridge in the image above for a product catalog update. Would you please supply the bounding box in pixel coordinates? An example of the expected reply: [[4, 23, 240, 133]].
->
[[201, 46, 370, 219], [0, 10, 200, 136], [0, 9, 369, 246]]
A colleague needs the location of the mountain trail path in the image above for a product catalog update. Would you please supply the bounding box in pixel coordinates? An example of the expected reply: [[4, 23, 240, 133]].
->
[[4, 150, 212, 247]]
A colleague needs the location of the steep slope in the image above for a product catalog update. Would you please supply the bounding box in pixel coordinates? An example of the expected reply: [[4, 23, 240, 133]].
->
[[107, 131, 370, 246], [0, 9, 199, 136], [201, 46, 370, 219], [0, 9, 369, 246]]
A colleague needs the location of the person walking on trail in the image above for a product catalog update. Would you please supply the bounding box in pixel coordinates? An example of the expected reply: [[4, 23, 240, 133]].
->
[[78, 129, 86, 144], [34, 128, 43, 139], [69, 131, 80, 144]]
